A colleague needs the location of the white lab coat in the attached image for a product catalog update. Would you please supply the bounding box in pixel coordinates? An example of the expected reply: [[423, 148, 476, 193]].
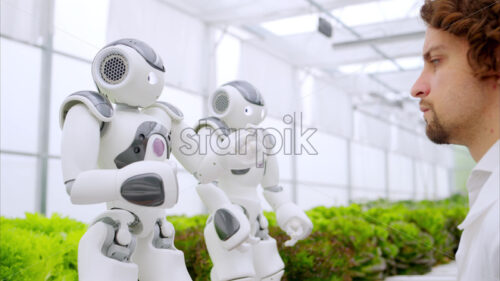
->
[[456, 140, 499, 281]]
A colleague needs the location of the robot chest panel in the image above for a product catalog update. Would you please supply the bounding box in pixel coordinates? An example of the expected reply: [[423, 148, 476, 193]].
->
[[227, 166, 265, 186], [98, 113, 171, 169]]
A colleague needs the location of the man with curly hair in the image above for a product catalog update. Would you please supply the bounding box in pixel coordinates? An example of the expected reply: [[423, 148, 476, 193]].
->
[[411, 0, 499, 280]]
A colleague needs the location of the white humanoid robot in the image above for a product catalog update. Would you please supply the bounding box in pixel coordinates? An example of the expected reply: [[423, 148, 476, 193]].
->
[[60, 38, 196, 281], [192, 81, 314, 281]]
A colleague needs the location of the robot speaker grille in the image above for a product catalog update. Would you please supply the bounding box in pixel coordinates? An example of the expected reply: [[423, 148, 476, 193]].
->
[[100, 53, 128, 85], [213, 92, 229, 114]]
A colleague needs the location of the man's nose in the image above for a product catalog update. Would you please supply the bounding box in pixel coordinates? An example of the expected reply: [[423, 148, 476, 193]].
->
[[411, 71, 430, 98]]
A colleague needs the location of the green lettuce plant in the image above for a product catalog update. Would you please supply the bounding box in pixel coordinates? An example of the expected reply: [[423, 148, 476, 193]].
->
[[0, 196, 467, 281]]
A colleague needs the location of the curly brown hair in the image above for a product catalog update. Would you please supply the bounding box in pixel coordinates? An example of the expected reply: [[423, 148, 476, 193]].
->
[[420, 0, 500, 80]]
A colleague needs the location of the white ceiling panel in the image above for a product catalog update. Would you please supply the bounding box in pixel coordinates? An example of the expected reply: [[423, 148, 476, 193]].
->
[[157, 0, 427, 104], [349, 17, 425, 41], [159, 0, 378, 24]]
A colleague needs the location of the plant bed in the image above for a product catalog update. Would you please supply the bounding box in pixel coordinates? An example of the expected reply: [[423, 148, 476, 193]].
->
[[0, 195, 467, 281]]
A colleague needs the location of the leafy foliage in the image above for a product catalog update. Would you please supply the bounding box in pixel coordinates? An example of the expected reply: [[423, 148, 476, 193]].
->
[[0, 213, 85, 281], [0, 195, 467, 281]]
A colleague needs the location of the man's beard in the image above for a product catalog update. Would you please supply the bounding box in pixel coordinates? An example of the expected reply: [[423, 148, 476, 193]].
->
[[425, 111, 450, 144]]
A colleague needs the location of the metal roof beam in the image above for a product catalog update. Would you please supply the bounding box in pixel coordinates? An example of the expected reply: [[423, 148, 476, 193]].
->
[[305, 0, 419, 94], [202, 0, 377, 24], [333, 31, 425, 50], [296, 50, 422, 68], [305, 0, 405, 72]]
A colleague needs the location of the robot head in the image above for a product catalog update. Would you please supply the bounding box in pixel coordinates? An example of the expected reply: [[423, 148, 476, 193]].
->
[[208, 80, 267, 128], [91, 38, 165, 107]]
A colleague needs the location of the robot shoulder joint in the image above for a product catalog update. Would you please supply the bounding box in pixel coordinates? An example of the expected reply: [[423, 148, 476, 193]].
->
[[193, 116, 230, 137], [147, 101, 184, 122], [59, 91, 113, 128]]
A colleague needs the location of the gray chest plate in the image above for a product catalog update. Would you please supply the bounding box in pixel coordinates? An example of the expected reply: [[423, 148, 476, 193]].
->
[[230, 160, 267, 176], [114, 121, 171, 169], [231, 168, 251, 175]]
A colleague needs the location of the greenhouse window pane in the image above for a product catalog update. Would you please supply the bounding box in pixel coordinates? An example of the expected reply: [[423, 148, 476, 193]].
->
[[0, 38, 41, 153], [351, 143, 386, 191], [0, 154, 37, 217], [0, 0, 42, 45], [435, 166, 450, 199], [297, 184, 348, 210], [351, 189, 387, 202], [415, 161, 435, 200], [296, 132, 348, 185], [216, 32, 241, 87], [53, 0, 109, 60], [388, 153, 413, 194]]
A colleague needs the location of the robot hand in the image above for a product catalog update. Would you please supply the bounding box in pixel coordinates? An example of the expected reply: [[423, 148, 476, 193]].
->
[[159, 219, 175, 239], [244, 124, 268, 167], [117, 160, 178, 208], [275, 203, 313, 247], [219, 129, 265, 170], [70, 160, 177, 206]]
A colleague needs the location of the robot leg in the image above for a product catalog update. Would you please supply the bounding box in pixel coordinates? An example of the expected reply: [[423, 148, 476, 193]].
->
[[260, 270, 284, 281], [205, 215, 257, 281], [252, 238, 284, 281], [78, 220, 138, 281], [252, 215, 284, 280], [132, 218, 192, 281]]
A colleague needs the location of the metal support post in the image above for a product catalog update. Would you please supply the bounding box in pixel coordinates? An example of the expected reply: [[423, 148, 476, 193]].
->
[[34, 0, 55, 215]]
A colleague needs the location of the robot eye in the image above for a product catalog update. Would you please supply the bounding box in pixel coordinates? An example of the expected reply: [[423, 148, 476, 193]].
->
[[147, 72, 158, 85], [244, 106, 253, 116]]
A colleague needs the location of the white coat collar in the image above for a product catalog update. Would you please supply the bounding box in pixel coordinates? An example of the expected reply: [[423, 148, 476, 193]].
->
[[458, 140, 499, 230]]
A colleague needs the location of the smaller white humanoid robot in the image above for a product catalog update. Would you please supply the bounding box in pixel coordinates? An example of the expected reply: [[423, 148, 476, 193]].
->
[[193, 81, 314, 281], [60, 39, 193, 281]]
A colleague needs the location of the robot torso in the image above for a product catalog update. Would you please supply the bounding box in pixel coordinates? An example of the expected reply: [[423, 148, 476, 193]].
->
[[100, 105, 175, 236], [98, 105, 172, 169]]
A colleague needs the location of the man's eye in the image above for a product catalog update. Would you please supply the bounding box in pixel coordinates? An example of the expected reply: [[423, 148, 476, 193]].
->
[[431, 59, 440, 66]]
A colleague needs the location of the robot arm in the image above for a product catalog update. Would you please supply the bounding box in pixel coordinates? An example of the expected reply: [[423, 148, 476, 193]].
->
[[170, 117, 222, 183], [145, 102, 259, 184], [61, 102, 115, 203], [262, 154, 313, 246], [172, 121, 261, 184], [196, 183, 252, 251], [61, 99, 177, 208], [142, 103, 220, 183]]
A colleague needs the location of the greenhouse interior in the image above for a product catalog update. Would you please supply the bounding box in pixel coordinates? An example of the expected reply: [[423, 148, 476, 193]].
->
[[2, 0, 497, 280]]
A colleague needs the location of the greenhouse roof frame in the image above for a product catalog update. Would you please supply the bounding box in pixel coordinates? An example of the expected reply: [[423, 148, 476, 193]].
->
[[160, 0, 426, 103]]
